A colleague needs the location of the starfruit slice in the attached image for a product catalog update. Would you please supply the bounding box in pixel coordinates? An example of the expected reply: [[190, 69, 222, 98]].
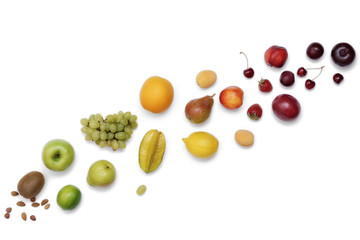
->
[[139, 129, 166, 173]]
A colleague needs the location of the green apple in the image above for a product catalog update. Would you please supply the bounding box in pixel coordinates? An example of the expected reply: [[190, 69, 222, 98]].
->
[[42, 139, 75, 171], [87, 160, 116, 187], [57, 185, 81, 210]]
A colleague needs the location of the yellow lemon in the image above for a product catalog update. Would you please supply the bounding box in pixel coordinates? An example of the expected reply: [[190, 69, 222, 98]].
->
[[182, 131, 219, 159]]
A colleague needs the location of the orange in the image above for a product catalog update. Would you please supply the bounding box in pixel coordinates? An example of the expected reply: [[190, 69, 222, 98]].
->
[[140, 76, 174, 114]]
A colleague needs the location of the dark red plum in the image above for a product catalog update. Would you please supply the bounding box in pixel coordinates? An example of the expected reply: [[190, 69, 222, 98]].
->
[[306, 42, 324, 60], [272, 94, 301, 121], [331, 42, 356, 67]]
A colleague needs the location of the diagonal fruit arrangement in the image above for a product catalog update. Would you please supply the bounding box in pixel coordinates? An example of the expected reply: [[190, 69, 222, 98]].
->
[[4, 41, 356, 220]]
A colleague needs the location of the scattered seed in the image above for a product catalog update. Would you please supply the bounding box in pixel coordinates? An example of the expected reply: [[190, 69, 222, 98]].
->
[[6, 207, 12, 213], [11, 191, 19, 196], [136, 185, 147, 196], [4, 213, 10, 219], [17, 201, 26, 207], [41, 199, 49, 206], [44, 203, 50, 210], [30, 215, 36, 221], [30, 197, 36, 202], [32, 203, 40, 207], [21, 212, 27, 221]]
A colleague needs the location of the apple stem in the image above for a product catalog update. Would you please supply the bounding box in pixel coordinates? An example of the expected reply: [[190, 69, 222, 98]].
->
[[307, 66, 325, 80], [240, 52, 249, 69]]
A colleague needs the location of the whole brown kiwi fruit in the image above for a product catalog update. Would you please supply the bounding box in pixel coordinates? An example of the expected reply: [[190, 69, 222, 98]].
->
[[17, 171, 45, 199]]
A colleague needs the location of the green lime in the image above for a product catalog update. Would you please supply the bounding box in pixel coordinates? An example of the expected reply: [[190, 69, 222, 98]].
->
[[57, 185, 81, 210]]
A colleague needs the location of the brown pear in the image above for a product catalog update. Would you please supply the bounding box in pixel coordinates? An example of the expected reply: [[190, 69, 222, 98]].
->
[[185, 94, 215, 124]]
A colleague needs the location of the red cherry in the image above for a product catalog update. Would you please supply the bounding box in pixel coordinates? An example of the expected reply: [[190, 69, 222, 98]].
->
[[304, 66, 324, 90], [240, 52, 254, 79], [305, 79, 315, 89], [333, 73, 344, 84], [243, 68, 254, 78], [297, 67, 307, 77]]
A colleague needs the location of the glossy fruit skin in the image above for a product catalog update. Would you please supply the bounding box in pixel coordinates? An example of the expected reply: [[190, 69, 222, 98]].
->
[[185, 95, 214, 124], [42, 139, 75, 171], [219, 86, 244, 110], [244, 68, 254, 78], [331, 42, 356, 67], [258, 79, 273, 92], [306, 42, 324, 59], [247, 104, 262, 120], [297, 67, 307, 77], [140, 76, 174, 114], [280, 71, 295, 87], [305, 79, 316, 90], [87, 160, 116, 187], [264, 45, 288, 68], [272, 94, 301, 121], [183, 131, 219, 159], [333, 73, 344, 84], [139, 130, 165, 173], [57, 185, 81, 210]]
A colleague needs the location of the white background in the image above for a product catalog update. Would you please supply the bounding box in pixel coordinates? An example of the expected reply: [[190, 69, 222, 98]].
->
[[1, 0, 359, 239]]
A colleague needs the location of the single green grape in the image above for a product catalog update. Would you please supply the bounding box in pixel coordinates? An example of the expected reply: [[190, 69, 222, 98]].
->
[[89, 120, 100, 129], [100, 131, 107, 140], [99, 140, 107, 148], [107, 132, 114, 140], [106, 140, 112, 147], [89, 114, 96, 121], [118, 140, 126, 149], [81, 126, 89, 134], [124, 112, 131, 120], [116, 124, 124, 131], [100, 122, 106, 131], [85, 134, 92, 141], [105, 114, 114, 123], [115, 132, 126, 140], [114, 114, 121, 123], [109, 124, 117, 133], [111, 140, 119, 151], [105, 122, 110, 132], [113, 113, 118, 119], [92, 131, 100, 141], [120, 119, 128, 126], [129, 115, 137, 123], [95, 139, 101, 145], [95, 114, 103, 122], [130, 122, 138, 129], [125, 133, 131, 140], [136, 185, 146, 195], [118, 111, 124, 115], [124, 126, 133, 135], [80, 118, 89, 126]]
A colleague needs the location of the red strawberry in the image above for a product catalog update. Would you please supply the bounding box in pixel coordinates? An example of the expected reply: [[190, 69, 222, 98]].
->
[[258, 78, 273, 92], [247, 103, 263, 120]]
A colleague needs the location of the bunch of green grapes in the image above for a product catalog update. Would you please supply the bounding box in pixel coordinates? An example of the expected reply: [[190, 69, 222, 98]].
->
[[80, 111, 138, 151]]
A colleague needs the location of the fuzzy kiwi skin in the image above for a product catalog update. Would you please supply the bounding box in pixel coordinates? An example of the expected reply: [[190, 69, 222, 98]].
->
[[17, 171, 45, 199]]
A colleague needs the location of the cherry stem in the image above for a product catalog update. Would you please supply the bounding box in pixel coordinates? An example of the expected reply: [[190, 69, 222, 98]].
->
[[239, 52, 249, 69], [307, 66, 325, 80]]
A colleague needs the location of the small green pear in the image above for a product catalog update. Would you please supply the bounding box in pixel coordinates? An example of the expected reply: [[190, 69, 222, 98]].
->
[[87, 160, 116, 187]]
